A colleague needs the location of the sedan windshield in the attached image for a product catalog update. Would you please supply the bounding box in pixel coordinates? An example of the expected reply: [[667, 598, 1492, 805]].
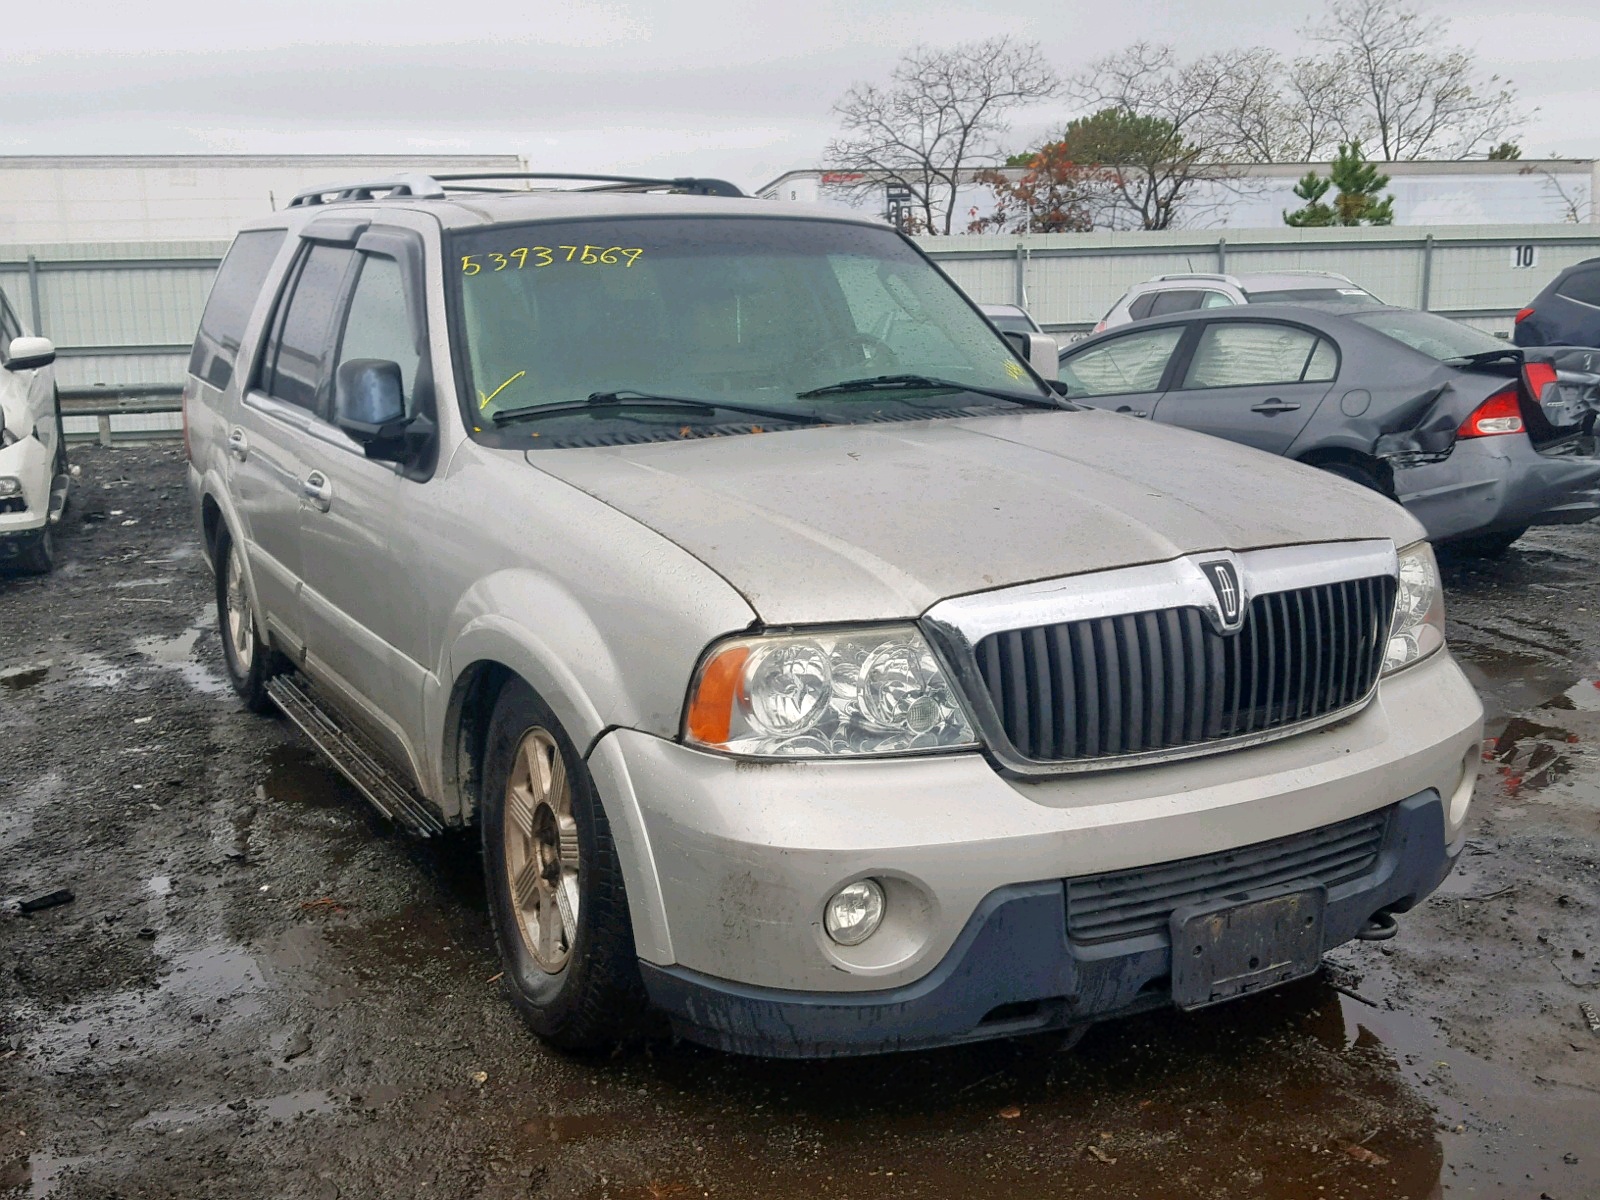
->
[[1350, 309, 1509, 361], [448, 217, 1049, 441]]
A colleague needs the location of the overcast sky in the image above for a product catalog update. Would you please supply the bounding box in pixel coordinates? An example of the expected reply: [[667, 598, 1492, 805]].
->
[[3, 0, 1596, 191]]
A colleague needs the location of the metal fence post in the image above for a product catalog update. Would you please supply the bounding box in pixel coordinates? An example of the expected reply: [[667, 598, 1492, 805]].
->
[[25, 254, 43, 335], [1420, 234, 1434, 311], [1014, 241, 1028, 308], [1217, 237, 1228, 274]]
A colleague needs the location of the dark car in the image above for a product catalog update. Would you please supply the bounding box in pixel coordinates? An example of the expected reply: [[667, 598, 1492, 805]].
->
[[1514, 257, 1600, 349], [1058, 304, 1600, 555]]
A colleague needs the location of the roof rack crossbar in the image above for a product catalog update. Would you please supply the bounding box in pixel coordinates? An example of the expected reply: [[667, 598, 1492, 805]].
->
[[287, 173, 448, 208], [430, 172, 745, 197]]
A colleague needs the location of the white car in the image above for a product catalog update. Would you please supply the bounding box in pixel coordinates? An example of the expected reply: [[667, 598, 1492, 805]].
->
[[1096, 271, 1385, 333], [0, 285, 69, 574]]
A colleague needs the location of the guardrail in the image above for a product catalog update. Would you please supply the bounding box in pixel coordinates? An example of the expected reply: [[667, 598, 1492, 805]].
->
[[60, 385, 184, 446]]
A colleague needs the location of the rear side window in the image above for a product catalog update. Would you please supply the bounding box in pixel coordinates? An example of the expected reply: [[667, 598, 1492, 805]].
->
[[1556, 267, 1600, 308], [1148, 289, 1204, 317], [1200, 291, 1236, 309], [1182, 323, 1338, 389], [1059, 326, 1184, 398], [258, 243, 356, 411], [1128, 293, 1157, 321], [188, 229, 287, 390]]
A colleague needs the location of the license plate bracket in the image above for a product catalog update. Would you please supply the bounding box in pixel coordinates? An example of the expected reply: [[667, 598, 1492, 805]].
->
[[1170, 882, 1326, 1010]]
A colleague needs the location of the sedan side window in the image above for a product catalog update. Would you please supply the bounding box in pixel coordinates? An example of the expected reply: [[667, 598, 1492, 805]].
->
[[1556, 267, 1600, 308], [1059, 327, 1184, 398], [334, 254, 422, 418], [1182, 323, 1338, 389], [258, 243, 356, 411], [1148, 289, 1204, 317]]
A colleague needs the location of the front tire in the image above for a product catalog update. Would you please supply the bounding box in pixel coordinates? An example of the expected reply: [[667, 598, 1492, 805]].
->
[[214, 527, 276, 713], [15, 527, 54, 575], [1442, 527, 1527, 558], [480, 679, 645, 1051]]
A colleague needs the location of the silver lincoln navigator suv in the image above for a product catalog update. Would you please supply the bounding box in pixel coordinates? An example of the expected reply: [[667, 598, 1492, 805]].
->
[[185, 171, 1483, 1058]]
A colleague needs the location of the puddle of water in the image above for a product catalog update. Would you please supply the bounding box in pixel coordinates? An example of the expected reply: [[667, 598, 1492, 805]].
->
[[0, 663, 49, 690], [131, 624, 229, 696], [260, 745, 352, 810], [144, 875, 173, 898], [132, 1089, 336, 1132], [63, 653, 129, 689]]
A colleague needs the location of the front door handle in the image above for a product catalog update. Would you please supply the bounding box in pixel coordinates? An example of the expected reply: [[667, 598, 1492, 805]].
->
[[227, 427, 249, 461], [302, 470, 333, 512], [1115, 405, 1149, 418], [1250, 399, 1302, 415]]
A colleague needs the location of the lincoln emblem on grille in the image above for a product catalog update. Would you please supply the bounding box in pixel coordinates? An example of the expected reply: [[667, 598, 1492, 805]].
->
[[1200, 559, 1244, 632]]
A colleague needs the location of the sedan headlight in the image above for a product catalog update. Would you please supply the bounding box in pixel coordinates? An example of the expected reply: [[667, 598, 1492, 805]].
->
[[1383, 543, 1445, 676], [684, 626, 978, 757]]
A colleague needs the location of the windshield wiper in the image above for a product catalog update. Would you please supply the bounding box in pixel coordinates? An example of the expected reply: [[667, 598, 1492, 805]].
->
[[492, 390, 825, 428], [795, 374, 1064, 410]]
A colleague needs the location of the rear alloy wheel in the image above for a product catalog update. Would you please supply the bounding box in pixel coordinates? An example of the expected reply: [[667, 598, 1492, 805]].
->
[[481, 679, 645, 1050], [215, 528, 276, 712]]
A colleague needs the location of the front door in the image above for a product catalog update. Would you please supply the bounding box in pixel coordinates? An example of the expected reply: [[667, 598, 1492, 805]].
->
[[296, 240, 431, 779], [1056, 323, 1188, 419], [1149, 319, 1338, 455]]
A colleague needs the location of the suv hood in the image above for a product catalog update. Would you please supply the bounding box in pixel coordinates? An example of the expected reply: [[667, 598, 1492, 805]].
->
[[529, 409, 1424, 625]]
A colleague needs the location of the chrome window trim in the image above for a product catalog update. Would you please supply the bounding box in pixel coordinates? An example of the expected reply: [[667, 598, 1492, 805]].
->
[[920, 539, 1398, 778]]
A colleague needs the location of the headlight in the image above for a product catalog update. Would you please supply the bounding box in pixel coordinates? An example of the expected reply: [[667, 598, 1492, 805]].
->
[[684, 625, 978, 757], [1383, 542, 1445, 675], [0, 476, 22, 497]]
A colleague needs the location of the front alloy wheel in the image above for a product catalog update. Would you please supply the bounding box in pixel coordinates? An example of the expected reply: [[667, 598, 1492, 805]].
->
[[504, 728, 582, 972]]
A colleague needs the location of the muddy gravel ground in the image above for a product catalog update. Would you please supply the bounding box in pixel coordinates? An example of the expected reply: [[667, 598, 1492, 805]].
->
[[3, 444, 1599, 1200]]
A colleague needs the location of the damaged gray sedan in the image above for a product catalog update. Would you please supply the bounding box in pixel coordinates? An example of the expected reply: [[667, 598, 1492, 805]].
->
[[1058, 305, 1600, 555]]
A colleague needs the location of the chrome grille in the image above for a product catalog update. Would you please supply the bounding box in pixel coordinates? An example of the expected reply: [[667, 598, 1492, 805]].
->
[[1066, 807, 1391, 945], [971, 576, 1395, 764]]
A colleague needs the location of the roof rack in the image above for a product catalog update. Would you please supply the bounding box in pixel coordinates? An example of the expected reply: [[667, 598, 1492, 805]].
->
[[287, 171, 744, 208], [1149, 272, 1243, 287]]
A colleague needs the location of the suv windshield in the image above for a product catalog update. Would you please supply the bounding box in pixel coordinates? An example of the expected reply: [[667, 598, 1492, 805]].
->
[[448, 217, 1048, 441], [1244, 286, 1383, 310], [1350, 309, 1508, 361]]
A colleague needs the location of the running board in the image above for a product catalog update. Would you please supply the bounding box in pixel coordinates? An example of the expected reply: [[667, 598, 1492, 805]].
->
[[266, 674, 445, 837]]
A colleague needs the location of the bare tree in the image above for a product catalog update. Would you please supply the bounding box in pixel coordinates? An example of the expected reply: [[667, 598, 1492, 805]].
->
[[1063, 43, 1273, 228], [825, 38, 1060, 235], [1308, 0, 1524, 161]]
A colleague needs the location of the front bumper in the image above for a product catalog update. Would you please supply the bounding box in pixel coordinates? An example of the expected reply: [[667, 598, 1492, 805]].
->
[[588, 649, 1481, 1039], [643, 789, 1458, 1057], [1394, 434, 1600, 541]]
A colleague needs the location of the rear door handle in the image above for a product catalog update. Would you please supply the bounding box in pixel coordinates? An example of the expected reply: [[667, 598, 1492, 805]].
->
[[227, 427, 249, 461], [302, 470, 333, 512], [1115, 405, 1149, 418], [1250, 399, 1302, 415]]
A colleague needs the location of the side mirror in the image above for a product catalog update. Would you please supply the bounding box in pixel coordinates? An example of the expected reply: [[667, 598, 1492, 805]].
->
[[6, 336, 55, 372], [1002, 331, 1059, 381], [334, 359, 410, 454]]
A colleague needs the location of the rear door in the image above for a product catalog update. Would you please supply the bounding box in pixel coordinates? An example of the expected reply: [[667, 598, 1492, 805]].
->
[[1149, 319, 1338, 454], [1056, 324, 1189, 418], [230, 235, 357, 657]]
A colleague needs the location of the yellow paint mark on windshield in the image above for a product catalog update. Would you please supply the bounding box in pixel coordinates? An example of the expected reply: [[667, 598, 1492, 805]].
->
[[1003, 360, 1026, 380], [478, 370, 527, 410]]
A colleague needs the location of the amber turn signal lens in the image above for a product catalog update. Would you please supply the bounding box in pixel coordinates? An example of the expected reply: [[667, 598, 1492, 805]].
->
[[685, 645, 750, 746]]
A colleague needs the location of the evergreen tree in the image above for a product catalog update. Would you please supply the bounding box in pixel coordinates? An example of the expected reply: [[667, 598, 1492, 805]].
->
[[1282, 141, 1395, 227], [1284, 171, 1335, 226]]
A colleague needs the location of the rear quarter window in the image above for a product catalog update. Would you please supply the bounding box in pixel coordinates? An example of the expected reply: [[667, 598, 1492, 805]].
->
[[1556, 268, 1600, 308], [188, 229, 288, 390]]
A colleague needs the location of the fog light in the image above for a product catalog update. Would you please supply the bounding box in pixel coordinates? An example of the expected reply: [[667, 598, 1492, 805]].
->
[[0, 477, 21, 498], [824, 880, 885, 946]]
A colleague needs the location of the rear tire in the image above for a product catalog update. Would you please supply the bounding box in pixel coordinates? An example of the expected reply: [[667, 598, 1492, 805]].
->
[[1313, 458, 1387, 495], [1442, 527, 1527, 558], [15, 527, 54, 575], [480, 678, 645, 1051], [214, 527, 276, 713]]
